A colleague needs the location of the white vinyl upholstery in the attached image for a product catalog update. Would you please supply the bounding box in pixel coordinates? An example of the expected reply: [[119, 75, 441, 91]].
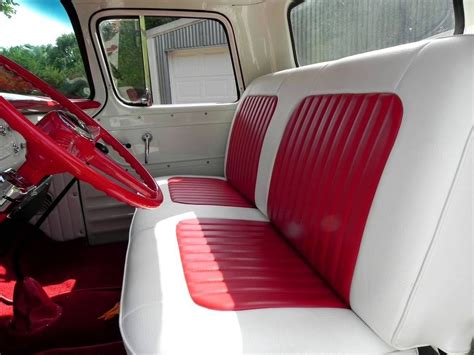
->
[[130, 176, 261, 235], [349, 36, 473, 352], [121, 214, 404, 355], [122, 35, 473, 354]]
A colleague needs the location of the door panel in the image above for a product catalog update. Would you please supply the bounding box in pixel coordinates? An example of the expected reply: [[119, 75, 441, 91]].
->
[[106, 111, 232, 166], [75, 11, 242, 244]]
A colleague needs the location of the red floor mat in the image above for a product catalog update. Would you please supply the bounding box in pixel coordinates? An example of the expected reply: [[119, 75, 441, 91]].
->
[[34, 341, 126, 355], [0, 225, 127, 354]]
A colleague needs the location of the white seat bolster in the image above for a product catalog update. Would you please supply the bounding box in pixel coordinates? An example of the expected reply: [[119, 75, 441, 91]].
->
[[350, 36, 473, 353]]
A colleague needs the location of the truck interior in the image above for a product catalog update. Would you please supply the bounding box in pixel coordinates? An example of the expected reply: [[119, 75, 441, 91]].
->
[[0, 0, 472, 354]]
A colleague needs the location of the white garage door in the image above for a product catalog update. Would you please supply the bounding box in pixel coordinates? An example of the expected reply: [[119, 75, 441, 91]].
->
[[168, 47, 237, 104]]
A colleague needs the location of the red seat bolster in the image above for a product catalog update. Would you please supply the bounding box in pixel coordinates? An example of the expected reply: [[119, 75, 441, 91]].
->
[[176, 218, 347, 311]]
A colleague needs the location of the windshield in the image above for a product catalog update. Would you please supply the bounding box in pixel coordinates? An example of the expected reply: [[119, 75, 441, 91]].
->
[[0, 0, 91, 99]]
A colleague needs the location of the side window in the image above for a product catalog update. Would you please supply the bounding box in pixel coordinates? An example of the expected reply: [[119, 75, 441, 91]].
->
[[98, 16, 238, 105], [0, 0, 91, 98], [290, 0, 455, 66]]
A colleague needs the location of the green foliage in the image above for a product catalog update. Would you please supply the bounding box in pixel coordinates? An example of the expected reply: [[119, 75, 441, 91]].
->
[[0, 33, 90, 98], [100, 21, 119, 42], [115, 20, 145, 91], [98, 16, 176, 101], [0, 0, 19, 18]]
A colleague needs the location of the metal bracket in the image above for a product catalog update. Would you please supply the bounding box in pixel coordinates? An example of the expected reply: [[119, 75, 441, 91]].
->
[[0, 169, 34, 213]]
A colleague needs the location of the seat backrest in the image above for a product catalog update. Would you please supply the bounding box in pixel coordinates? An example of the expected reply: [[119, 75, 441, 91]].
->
[[231, 35, 472, 353], [267, 93, 403, 302]]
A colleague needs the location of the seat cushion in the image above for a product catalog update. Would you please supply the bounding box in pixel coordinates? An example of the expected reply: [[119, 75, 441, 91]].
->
[[176, 218, 347, 310], [168, 177, 252, 207], [120, 211, 397, 355], [130, 176, 262, 235]]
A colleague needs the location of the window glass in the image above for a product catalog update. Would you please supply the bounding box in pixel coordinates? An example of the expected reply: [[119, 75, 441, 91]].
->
[[99, 16, 238, 105], [290, 0, 455, 66], [0, 0, 91, 98]]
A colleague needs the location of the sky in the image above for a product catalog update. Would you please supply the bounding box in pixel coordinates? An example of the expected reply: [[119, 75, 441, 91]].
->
[[0, 0, 73, 48]]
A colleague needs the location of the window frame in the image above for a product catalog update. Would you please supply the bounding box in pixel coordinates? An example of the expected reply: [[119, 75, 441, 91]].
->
[[287, 0, 464, 68], [62, 1, 96, 101], [96, 15, 148, 107], [91, 9, 244, 107]]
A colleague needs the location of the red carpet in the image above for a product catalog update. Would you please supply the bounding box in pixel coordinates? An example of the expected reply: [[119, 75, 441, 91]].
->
[[0, 225, 127, 354], [34, 341, 126, 354]]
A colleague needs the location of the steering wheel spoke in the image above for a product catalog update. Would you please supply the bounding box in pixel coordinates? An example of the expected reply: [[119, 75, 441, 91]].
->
[[88, 149, 155, 198]]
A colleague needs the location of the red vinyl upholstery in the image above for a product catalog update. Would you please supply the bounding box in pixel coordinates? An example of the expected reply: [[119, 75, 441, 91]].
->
[[176, 93, 402, 310], [225, 95, 278, 203], [268, 93, 403, 302], [176, 218, 347, 310], [168, 177, 252, 208]]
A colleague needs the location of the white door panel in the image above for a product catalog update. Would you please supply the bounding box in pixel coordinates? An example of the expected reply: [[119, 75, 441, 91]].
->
[[75, 11, 242, 244], [98, 104, 235, 166]]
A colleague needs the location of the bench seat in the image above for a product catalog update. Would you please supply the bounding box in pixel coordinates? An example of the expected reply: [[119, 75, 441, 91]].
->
[[120, 213, 399, 355], [121, 35, 473, 354]]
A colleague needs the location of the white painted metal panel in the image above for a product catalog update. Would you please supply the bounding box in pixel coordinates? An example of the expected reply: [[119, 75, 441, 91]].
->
[[34, 174, 87, 242]]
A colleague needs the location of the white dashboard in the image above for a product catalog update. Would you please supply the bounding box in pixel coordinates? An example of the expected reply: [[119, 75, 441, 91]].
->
[[0, 118, 26, 173]]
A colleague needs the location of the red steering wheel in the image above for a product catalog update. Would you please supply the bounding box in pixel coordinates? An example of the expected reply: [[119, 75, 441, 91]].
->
[[0, 55, 163, 210]]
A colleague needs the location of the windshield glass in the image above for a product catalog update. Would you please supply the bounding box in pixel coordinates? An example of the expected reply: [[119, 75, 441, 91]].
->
[[0, 0, 91, 99]]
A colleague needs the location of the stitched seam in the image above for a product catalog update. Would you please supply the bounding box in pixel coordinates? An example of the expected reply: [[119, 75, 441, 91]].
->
[[392, 41, 431, 92], [260, 63, 330, 216], [121, 300, 164, 321], [389, 38, 447, 340], [391, 128, 473, 346]]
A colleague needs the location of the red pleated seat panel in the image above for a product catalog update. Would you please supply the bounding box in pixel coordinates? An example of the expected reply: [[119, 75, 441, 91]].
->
[[267, 93, 403, 303], [226, 95, 278, 204], [168, 177, 252, 208], [176, 218, 347, 311]]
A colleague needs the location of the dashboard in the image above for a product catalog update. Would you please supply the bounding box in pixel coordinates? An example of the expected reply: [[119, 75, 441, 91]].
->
[[0, 93, 58, 172], [0, 118, 26, 172], [0, 108, 48, 222]]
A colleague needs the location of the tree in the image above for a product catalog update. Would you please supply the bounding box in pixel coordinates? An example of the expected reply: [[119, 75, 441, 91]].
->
[[0, 0, 19, 18], [145, 17, 176, 31], [116, 20, 145, 91], [0, 33, 90, 98], [47, 34, 85, 78]]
